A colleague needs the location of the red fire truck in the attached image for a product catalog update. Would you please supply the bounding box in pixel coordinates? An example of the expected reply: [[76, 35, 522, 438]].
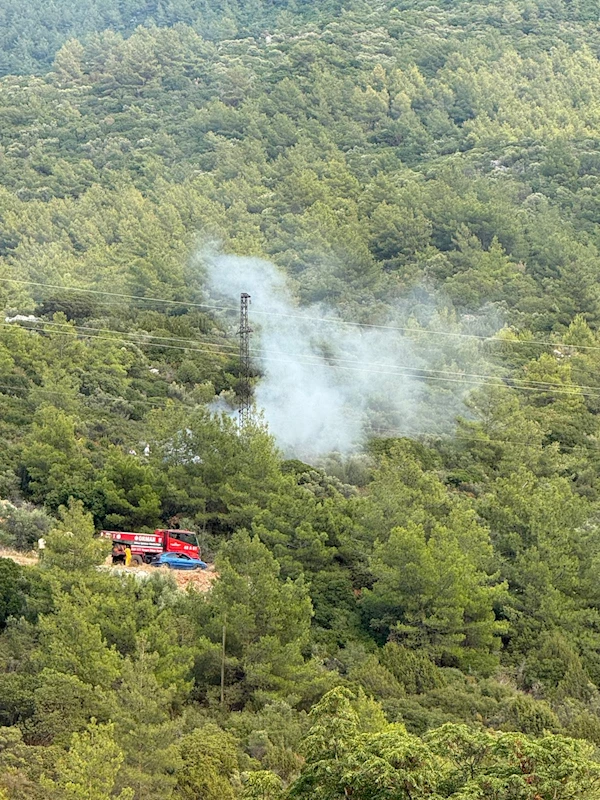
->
[[100, 529, 201, 565]]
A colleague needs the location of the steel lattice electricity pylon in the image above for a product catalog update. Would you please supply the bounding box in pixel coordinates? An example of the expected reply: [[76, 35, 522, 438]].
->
[[238, 292, 252, 427]]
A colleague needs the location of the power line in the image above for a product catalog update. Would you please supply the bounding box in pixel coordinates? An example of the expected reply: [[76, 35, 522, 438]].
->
[[22, 316, 600, 393], [0, 379, 197, 411], [0, 321, 600, 391], [370, 426, 599, 453], [3, 276, 600, 351], [0, 318, 554, 389], [2, 320, 598, 397], [0, 278, 220, 311], [1, 318, 241, 355], [2, 322, 599, 450], [3, 320, 600, 398], [15, 317, 598, 391]]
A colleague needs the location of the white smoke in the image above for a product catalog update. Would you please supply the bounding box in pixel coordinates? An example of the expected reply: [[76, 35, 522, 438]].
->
[[202, 253, 496, 458]]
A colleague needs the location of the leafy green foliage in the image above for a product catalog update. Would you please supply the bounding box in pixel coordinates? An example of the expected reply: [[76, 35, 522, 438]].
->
[[290, 690, 600, 800], [43, 499, 109, 571], [41, 720, 134, 800], [0, 560, 28, 629], [175, 724, 240, 800], [3, 0, 600, 796], [0, 504, 51, 551]]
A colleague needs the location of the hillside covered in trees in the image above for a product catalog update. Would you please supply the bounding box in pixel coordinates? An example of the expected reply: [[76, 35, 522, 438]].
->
[[3, 0, 600, 797]]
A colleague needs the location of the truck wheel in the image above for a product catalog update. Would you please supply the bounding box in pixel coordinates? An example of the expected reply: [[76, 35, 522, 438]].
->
[[131, 555, 143, 566]]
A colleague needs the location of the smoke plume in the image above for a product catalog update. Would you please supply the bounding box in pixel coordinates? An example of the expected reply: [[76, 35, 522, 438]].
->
[[203, 253, 497, 458]]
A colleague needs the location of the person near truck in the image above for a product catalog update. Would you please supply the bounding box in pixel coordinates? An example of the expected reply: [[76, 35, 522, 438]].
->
[[112, 542, 126, 564], [125, 545, 132, 567]]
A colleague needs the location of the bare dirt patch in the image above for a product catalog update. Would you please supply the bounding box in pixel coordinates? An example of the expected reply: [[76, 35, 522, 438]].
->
[[102, 558, 217, 592], [1, 549, 217, 592], [0, 548, 39, 567]]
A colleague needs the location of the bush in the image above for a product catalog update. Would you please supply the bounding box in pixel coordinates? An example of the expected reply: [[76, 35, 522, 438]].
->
[[504, 695, 560, 736], [348, 655, 405, 700], [380, 643, 445, 695], [382, 696, 449, 735], [0, 502, 52, 551], [525, 631, 592, 700], [0, 559, 53, 631], [0, 559, 27, 628], [565, 710, 600, 745]]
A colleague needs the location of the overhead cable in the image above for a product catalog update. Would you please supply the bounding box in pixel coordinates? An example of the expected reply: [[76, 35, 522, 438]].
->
[[3, 321, 600, 398], [3, 276, 600, 350]]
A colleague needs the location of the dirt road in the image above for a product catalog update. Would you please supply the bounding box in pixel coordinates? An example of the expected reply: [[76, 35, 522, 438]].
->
[[1, 548, 217, 593], [0, 548, 38, 567], [102, 559, 218, 592]]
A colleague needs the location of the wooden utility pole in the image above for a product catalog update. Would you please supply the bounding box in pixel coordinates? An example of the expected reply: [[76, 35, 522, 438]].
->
[[220, 614, 227, 706]]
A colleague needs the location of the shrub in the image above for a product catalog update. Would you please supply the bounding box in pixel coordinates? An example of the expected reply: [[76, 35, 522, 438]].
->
[[0, 502, 52, 551], [380, 643, 445, 695]]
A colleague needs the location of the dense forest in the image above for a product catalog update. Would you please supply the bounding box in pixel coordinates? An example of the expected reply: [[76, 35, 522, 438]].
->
[[3, 0, 600, 796]]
